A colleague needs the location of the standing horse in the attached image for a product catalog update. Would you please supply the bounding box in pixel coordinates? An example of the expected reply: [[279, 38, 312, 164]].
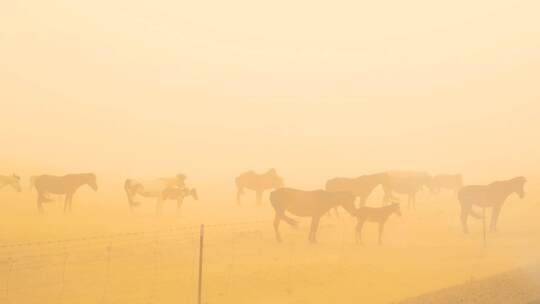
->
[[0, 174, 22, 192], [33, 173, 98, 213], [355, 203, 401, 245], [235, 169, 284, 205], [458, 176, 526, 233], [124, 174, 196, 214], [325, 173, 386, 215], [270, 188, 357, 243], [382, 171, 434, 209]]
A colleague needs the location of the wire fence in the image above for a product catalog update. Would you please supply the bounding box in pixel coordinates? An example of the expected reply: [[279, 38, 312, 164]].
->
[[0, 220, 291, 304]]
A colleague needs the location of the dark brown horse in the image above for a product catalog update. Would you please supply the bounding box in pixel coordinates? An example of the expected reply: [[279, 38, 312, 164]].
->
[[32, 173, 98, 213], [236, 169, 283, 205], [270, 188, 356, 243], [458, 176, 526, 233]]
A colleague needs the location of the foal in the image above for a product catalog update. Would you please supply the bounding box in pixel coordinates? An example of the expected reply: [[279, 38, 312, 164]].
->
[[355, 203, 401, 244]]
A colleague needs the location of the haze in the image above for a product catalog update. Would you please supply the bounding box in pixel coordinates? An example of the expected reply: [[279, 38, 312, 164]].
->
[[1, 1, 540, 303]]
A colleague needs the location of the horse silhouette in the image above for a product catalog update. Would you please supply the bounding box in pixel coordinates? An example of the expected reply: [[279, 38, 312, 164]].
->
[[124, 174, 197, 215], [235, 169, 283, 205], [382, 171, 434, 209], [458, 176, 526, 233], [429, 174, 463, 195], [32, 173, 98, 213], [270, 188, 356, 243], [0, 174, 22, 193], [355, 203, 401, 245], [325, 173, 386, 215]]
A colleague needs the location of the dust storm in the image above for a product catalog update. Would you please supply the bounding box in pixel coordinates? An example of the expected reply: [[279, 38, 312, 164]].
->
[[1, 0, 540, 303]]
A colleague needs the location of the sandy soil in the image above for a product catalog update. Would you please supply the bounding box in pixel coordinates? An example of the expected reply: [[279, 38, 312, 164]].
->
[[1, 188, 539, 303]]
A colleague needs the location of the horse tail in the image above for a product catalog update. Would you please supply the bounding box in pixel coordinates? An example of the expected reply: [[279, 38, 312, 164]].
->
[[124, 179, 140, 207]]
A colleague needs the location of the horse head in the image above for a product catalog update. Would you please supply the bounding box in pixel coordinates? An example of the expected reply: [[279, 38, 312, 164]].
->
[[513, 176, 526, 199], [334, 191, 356, 216], [86, 173, 98, 191], [11, 174, 22, 192], [266, 169, 284, 188]]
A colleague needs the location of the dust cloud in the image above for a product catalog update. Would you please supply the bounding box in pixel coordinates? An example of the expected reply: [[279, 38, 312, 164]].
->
[[1, 0, 540, 303]]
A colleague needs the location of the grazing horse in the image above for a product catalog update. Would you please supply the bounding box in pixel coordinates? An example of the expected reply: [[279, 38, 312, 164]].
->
[[0, 174, 22, 193], [458, 176, 526, 233], [355, 203, 401, 245], [270, 188, 357, 243], [382, 171, 434, 209], [235, 169, 284, 205], [124, 174, 197, 214], [325, 173, 386, 215], [32, 173, 98, 213], [429, 174, 463, 195]]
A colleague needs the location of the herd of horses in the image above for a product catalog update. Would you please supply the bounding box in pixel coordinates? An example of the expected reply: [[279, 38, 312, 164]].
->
[[0, 170, 527, 244]]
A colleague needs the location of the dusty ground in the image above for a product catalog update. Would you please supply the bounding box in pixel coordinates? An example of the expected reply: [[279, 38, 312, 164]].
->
[[1, 187, 540, 303]]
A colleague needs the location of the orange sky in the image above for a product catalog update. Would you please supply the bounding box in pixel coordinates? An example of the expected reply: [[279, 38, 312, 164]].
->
[[1, 0, 539, 194]]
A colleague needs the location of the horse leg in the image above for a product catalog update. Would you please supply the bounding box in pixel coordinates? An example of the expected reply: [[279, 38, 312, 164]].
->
[[490, 205, 502, 233], [36, 194, 44, 214], [176, 197, 184, 215], [236, 186, 243, 206], [156, 198, 164, 216], [255, 190, 263, 206], [68, 193, 74, 212], [355, 220, 365, 244], [460, 202, 470, 234], [309, 216, 321, 244], [273, 213, 283, 243], [63, 195, 70, 213], [378, 222, 386, 245]]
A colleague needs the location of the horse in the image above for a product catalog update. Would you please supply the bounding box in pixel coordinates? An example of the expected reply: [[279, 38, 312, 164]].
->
[[381, 171, 434, 209], [124, 174, 197, 214], [0, 174, 22, 193], [325, 173, 386, 215], [32, 173, 98, 213], [458, 176, 526, 233], [159, 186, 198, 215], [355, 203, 401, 245], [270, 188, 357, 243], [235, 168, 284, 205], [429, 174, 463, 195]]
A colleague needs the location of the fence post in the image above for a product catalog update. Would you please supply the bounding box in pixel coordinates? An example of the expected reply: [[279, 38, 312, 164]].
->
[[197, 224, 205, 304]]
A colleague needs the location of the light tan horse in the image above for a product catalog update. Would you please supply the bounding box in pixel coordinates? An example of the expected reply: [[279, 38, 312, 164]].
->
[[235, 169, 284, 205], [124, 174, 196, 214], [381, 171, 435, 209], [0, 174, 22, 193], [270, 188, 357, 243], [32, 173, 98, 213], [160, 185, 198, 214], [458, 176, 526, 233], [355, 203, 401, 245]]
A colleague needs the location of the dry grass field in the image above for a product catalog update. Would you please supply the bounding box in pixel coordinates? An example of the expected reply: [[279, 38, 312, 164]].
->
[[1, 186, 539, 304]]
